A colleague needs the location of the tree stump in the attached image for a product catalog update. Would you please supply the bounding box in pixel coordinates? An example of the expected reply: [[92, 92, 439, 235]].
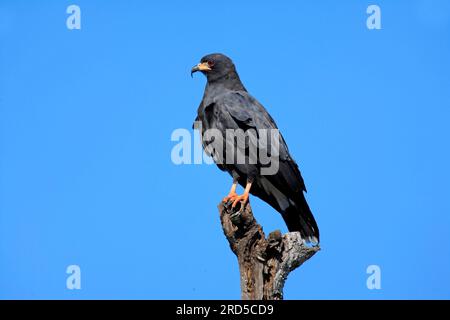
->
[[219, 201, 319, 300]]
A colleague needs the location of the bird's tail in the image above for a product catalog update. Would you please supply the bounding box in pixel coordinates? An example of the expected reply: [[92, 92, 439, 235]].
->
[[281, 193, 320, 245]]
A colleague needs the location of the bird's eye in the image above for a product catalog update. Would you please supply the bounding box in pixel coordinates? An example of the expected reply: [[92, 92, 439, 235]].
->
[[207, 60, 215, 67]]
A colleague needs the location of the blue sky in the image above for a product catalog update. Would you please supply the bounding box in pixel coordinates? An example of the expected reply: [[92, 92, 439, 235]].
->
[[1, 0, 450, 299]]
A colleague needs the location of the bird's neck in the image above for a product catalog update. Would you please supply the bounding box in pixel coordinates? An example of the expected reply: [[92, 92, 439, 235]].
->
[[206, 71, 247, 93]]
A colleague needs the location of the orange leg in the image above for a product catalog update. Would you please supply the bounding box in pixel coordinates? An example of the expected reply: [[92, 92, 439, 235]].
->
[[231, 182, 252, 208]]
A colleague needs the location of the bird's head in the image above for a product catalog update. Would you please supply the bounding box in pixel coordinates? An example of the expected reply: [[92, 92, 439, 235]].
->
[[191, 53, 237, 82]]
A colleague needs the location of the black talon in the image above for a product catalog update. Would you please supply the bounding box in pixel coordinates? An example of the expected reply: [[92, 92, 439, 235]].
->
[[230, 210, 241, 224]]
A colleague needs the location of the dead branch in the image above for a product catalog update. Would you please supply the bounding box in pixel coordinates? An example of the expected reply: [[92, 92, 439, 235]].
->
[[218, 201, 319, 300]]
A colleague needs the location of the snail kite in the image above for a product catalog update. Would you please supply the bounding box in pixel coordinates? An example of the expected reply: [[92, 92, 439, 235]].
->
[[191, 53, 319, 244]]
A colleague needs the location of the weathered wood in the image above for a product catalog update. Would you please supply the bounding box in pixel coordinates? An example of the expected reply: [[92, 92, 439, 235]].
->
[[219, 201, 319, 300]]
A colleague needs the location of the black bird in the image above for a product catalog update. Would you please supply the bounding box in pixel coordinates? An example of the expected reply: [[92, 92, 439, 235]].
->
[[191, 53, 319, 243]]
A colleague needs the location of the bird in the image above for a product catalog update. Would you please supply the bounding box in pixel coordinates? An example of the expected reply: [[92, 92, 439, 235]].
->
[[191, 53, 319, 244]]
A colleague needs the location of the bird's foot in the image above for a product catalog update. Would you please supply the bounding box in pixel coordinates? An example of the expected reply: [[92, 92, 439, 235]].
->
[[231, 193, 249, 209], [227, 193, 250, 224], [222, 192, 238, 204], [222, 192, 249, 224]]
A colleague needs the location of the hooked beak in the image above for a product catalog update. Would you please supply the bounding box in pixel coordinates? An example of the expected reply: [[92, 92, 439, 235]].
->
[[191, 62, 212, 78]]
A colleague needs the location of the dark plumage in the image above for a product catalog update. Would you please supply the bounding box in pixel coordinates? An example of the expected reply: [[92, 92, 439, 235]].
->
[[191, 53, 319, 244]]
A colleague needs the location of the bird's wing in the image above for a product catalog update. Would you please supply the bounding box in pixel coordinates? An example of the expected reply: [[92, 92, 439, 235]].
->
[[216, 90, 306, 193], [201, 90, 318, 241]]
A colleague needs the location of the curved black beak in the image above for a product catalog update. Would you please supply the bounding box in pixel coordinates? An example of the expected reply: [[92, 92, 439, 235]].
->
[[191, 62, 212, 78], [191, 65, 200, 78]]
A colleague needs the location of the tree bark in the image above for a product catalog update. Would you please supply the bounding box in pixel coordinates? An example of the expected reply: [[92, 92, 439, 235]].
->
[[219, 201, 319, 300]]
